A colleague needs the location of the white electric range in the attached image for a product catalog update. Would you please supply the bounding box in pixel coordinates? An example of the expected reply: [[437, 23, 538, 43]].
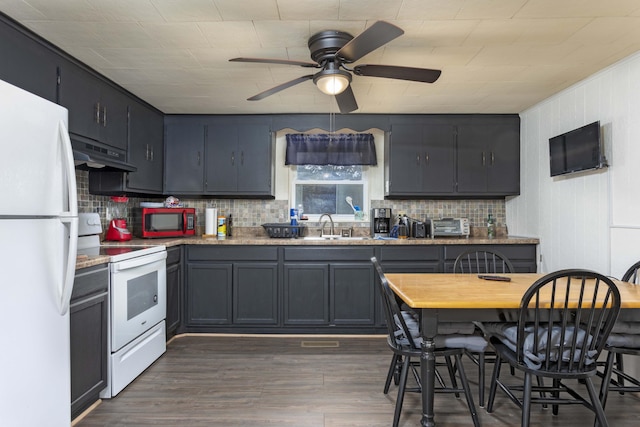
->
[[78, 213, 167, 398]]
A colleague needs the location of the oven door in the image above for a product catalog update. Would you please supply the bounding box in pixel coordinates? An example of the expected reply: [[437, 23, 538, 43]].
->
[[110, 250, 167, 352]]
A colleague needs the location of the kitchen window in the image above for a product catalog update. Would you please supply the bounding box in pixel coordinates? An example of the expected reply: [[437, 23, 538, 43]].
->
[[286, 133, 375, 220], [291, 165, 368, 221]]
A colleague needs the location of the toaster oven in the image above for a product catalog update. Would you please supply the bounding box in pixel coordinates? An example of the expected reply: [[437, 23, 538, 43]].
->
[[430, 218, 470, 238]]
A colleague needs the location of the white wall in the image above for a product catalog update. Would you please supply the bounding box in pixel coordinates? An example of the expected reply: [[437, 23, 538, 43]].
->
[[509, 50, 640, 277]]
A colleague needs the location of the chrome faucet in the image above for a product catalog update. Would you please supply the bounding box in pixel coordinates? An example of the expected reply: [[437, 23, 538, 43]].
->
[[318, 213, 335, 237]]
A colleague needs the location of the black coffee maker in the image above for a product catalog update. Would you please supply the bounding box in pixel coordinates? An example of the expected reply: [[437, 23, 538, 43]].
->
[[371, 208, 392, 237]]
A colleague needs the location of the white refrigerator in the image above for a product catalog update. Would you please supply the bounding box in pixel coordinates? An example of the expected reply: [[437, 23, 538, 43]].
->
[[0, 79, 78, 426]]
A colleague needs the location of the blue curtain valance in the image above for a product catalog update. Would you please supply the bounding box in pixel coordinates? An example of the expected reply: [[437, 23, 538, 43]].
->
[[285, 133, 377, 166]]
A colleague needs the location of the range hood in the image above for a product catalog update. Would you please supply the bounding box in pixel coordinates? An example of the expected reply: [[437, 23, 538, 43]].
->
[[71, 134, 136, 172]]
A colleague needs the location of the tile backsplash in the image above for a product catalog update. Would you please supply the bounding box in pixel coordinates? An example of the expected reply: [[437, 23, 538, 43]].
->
[[77, 170, 506, 234]]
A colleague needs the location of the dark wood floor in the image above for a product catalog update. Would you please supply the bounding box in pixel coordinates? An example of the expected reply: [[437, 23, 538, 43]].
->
[[74, 335, 640, 427]]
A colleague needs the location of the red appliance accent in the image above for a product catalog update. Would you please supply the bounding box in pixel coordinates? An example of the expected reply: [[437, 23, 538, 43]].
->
[[106, 218, 132, 241], [134, 207, 196, 238]]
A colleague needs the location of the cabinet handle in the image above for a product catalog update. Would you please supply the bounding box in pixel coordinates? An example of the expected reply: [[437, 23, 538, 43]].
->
[[482, 152, 486, 166], [102, 106, 107, 127], [197, 151, 201, 166], [95, 102, 101, 124], [425, 152, 429, 165], [145, 144, 150, 161], [241, 150, 244, 165], [416, 153, 420, 165], [490, 152, 495, 165], [150, 145, 154, 161], [231, 151, 235, 166]]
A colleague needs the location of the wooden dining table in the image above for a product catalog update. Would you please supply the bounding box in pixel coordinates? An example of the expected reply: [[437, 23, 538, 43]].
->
[[384, 272, 640, 427]]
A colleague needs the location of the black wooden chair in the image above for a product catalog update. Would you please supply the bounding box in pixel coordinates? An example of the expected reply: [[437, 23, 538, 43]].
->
[[598, 260, 640, 409], [485, 269, 621, 427], [453, 248, 515, 407], [371, 257, 483, 427]]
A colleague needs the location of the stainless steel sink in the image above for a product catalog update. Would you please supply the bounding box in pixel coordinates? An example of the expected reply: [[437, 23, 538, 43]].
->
[[302, 236, 370, 241]]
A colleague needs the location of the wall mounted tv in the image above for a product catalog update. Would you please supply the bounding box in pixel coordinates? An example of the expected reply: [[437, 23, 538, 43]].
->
[[549, 121, 608, 177]]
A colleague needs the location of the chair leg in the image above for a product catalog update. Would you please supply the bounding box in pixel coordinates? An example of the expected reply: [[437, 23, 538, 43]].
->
[[552, 378, 559, 415], [522, 372, 533, 427], [384, 354, 400, 394], [393, 355, 411, 427], [454, 353, 480, 427], [486, 353, 503, 413], [536, 375, 547, 409], [584, 376, 609, 427], [478, 352, 485, 407], [615, 353, 625, 394], [599, 351, 616, 411], [445, 355, 460, 398]]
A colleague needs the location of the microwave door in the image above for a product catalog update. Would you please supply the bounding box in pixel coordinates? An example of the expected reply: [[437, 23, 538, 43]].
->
[[147, 212, 182, 232]]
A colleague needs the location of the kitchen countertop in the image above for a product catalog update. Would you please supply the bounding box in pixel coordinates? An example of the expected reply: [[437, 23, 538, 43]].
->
[[75, 234, 539, 270]]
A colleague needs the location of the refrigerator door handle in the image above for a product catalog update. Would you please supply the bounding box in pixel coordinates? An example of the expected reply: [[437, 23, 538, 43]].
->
[[57, 120, 78, 315], [58, 216, 78, 315], [58, 120, 78, 218]]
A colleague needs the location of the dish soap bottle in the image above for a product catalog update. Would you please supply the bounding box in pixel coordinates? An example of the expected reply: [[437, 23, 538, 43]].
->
[[487, 213, 496, 239], [227, 214, 233, 237]]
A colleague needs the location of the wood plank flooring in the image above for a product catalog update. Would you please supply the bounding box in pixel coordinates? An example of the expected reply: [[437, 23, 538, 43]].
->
[[74, 334, 640, 427]]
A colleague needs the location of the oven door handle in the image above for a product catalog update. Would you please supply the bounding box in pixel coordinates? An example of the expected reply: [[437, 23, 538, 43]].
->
[[111, 250, 167, 272]]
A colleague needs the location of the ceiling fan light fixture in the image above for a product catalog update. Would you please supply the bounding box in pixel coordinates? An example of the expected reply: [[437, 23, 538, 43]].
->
[[314, 69, 351, 95]]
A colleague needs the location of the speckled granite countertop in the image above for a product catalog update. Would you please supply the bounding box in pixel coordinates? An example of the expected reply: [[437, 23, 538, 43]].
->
[[75, 234, 539, 270]]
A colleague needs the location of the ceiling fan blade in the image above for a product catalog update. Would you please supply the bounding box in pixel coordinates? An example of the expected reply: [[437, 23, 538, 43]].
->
[[336, 21, 404, 63], [230, 57, 319, 68], [353, 64, 442, 83], [247, 75, 314, 101], [335, 86, 358, 114]]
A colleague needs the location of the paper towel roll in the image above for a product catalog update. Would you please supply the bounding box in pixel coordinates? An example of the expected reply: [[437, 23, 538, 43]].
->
[[205, 208, 217, 235]]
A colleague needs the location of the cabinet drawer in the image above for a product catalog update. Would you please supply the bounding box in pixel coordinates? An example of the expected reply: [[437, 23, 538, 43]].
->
[[378, 245, 441, 262], [284, 246, 375, 262], [72, 264, 108, 302], [188, 245, 278, 261]]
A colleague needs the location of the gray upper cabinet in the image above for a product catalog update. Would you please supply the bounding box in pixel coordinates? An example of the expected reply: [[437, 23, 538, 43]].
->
[[456, 119, 520, 196], [164, 118, 275, 197], [386, 115, 520, 198], [0, 18, 58, 102], [386, 123, 456, 197], [205, 123, 274, 197], [58, 59, 128, 151], [126, 101, 164, 193], [164, 122, 206, 194]]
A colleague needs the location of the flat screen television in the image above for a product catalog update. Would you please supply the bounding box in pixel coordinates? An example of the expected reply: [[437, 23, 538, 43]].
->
[[549, 121, 607, 177]]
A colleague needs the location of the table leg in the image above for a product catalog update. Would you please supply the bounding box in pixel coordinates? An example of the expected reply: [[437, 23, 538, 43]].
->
[[421, 309, 438, 427]]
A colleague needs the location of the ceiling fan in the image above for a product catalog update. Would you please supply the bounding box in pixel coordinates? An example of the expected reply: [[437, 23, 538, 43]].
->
[[229, 21, 441, 114]]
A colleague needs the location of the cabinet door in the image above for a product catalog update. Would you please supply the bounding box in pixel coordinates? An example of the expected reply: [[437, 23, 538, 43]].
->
[[387, 124, 455, 196], [331, 263, 375, 325], [58, 61, 102, 141], [0, 21, 58, 102], [486, 123, 520, 195], [457, 123, 520, 195], [127, 102, 164, 193], [205, 124, 238, 192], [186, 263, 232, 325], [164, 123, 205, 193], [166, 258, 182, 338], [98, 85, 129, 151], [283, 263, 329, 325], [70, 292, 108, 418], [387, 124, 423, 195], [233, 262, 278, 324], [421, 124, 456, 193], [237, 124, 273, 194]]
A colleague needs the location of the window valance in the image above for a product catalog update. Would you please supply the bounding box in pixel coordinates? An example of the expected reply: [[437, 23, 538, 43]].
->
[[285, 133, 377, 166]]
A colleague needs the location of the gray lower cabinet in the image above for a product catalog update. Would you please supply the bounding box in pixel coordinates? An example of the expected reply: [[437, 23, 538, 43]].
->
[[185, 246, 279, 330], [166, 246, 182, 339], [181, 243, 536, 333], [70, 265, 108, 420]]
